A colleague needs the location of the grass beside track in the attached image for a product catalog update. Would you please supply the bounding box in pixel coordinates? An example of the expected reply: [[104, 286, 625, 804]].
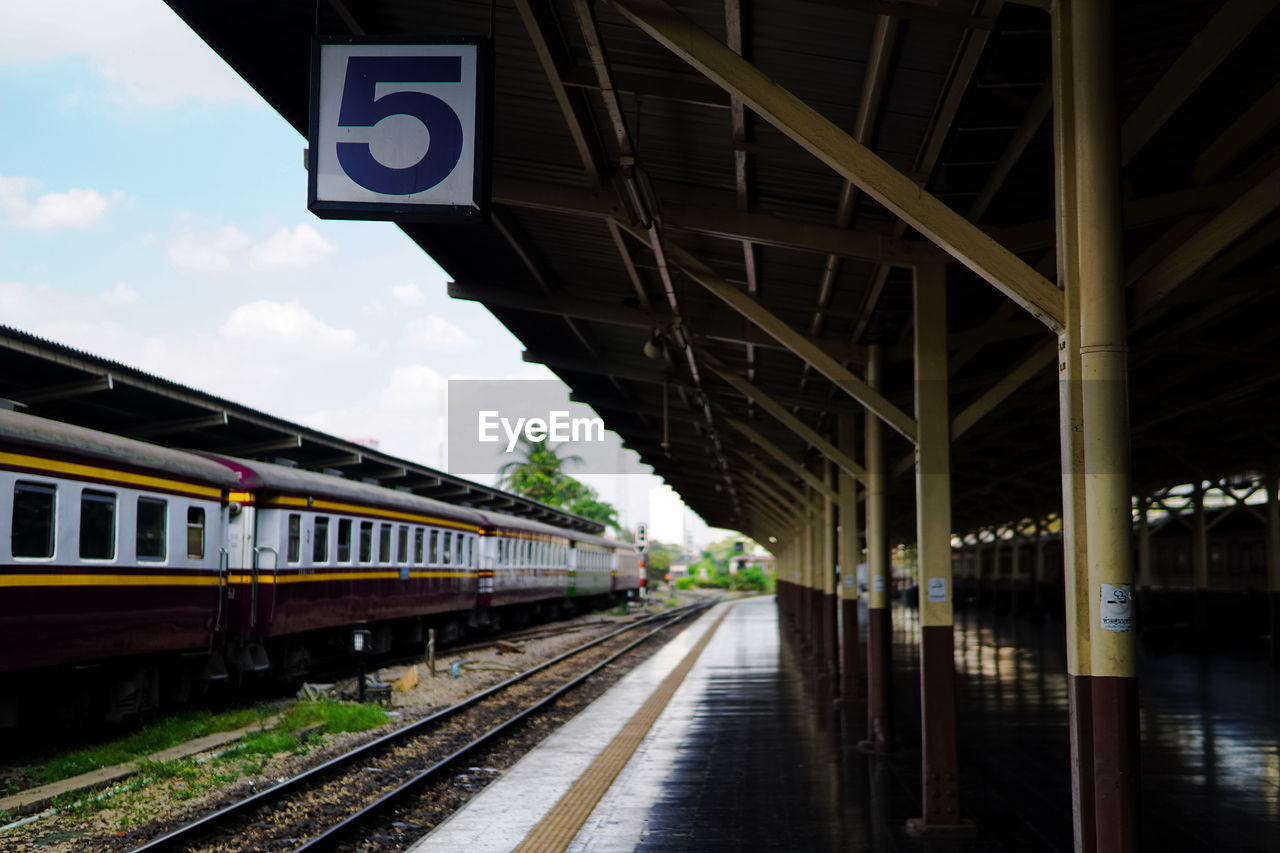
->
[[8, 701, 388, 797]]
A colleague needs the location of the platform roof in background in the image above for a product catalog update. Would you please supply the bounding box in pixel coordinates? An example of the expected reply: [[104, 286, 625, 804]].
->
[[155, 0, 1280, 541], [0, 325, 604, 533]]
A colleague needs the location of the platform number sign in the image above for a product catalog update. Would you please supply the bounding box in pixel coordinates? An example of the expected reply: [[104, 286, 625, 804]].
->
[[635, 522, 648, 554], [308, 38, 489, 221]]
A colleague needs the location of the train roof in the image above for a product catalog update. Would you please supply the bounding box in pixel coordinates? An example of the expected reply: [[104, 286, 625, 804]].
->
[[0, 409, 241, 488], [476, 506, 632, 550], [200, 454, 488, 526]]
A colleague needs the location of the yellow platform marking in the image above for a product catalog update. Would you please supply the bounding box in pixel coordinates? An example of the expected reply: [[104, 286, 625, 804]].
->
[[514, 605, 732, 853]]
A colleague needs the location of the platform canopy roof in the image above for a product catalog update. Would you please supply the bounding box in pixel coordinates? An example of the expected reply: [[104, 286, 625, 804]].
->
[[0, 326, 604, 532], [164, 0, 1280, 542]]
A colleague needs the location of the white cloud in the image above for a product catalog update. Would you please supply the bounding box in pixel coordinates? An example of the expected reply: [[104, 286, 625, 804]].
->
[[0, 1, 263, 108], [0, 177, 109, 229], [220, 300, 359, 355], [168, 225, 251, 270], [401, 315, 474, 351], [100, 282, 138, 305], [249, 224, 334, 269], [390, 283, 426, 306], [168, 222, 332, 271]]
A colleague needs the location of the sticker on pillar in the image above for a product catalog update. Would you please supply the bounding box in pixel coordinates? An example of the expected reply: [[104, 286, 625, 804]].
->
[[927, 577, 947, 603], [873, 575, 885, 593], [844, 574, 856, 588], [1100, 583, 1133, 632]]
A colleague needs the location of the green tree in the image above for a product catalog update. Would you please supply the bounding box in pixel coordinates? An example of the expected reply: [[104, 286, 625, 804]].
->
[[495, 437, 622, 533], [496, 437, 584, 504]]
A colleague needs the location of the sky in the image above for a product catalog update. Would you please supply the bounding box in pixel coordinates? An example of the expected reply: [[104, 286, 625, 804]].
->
[[0, 0, 735, 548]]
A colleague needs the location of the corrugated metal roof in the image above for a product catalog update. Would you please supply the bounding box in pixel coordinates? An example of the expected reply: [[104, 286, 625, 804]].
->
[[155, 0, 1280, 539]]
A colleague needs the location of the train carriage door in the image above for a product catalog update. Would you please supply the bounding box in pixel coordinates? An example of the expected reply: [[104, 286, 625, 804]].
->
[[251, 507, 279, 630], [225, 498, 258, 629]]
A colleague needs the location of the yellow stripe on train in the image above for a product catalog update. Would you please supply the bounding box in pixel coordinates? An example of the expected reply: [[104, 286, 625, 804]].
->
[[0, 573, 221, 588], [254, 495, 481, 532], [225, 570, 477, 584], [0, 451, 224, 500]]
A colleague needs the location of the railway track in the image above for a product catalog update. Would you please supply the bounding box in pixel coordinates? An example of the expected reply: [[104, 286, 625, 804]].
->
[[125, 601, 711, 853]]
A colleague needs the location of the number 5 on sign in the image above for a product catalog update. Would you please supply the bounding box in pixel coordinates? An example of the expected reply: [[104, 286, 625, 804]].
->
[[308, 39, 489, 221]]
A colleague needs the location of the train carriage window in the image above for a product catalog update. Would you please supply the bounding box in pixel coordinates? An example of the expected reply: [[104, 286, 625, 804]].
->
[[454, 533, 464, 567], [287, 514, 301, 563], [359, 521, 373, 563], [187, 506, 205, 559], [429, 530, 439, 564], [136, 497, 167, 560], [443, 531, 453, 565], [414, 528, 424, 564], [397, 525, 408, 563], [314, 517, 330, 563], [378, 523, 392, 564], [11, 481, 56, 559], [337, 519, 352, 563], [79, 490, 116, 560]]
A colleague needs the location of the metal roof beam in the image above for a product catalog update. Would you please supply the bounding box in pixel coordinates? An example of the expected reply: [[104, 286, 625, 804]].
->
[[605, 0, 1065, 329], [723, 416, 837, 502], [225, 435, 303, 456], [449, 280, 823, 355], [1120, 0, 1277, 165], [309, 453, 363, 469], [16, 374, 114, 405], [732, 450, 809, 507], [1130, 162, 1280, 322], [618, 225, 917, 442], [125, 410, 229, 440], [493, 175, 942, 266], [710, 363, 870, 483]]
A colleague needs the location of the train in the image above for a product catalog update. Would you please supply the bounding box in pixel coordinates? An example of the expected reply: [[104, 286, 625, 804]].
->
[[0, 409, 640, 726]]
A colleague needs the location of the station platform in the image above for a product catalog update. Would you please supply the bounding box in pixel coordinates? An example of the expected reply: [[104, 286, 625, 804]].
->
[[411, 595, 1280, 852]]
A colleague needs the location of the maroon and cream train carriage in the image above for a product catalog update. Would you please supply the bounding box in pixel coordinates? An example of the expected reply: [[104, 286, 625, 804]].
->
[[200, 455, 489, 674], [1, 409, 636, 724], [0, 410, 239, 675]]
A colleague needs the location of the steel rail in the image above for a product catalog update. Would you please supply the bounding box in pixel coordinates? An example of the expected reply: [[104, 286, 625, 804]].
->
[[290, 602, 711, 852], [128, 602, 710, 853]]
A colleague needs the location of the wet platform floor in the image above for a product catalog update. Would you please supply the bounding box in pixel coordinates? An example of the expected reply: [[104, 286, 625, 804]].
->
[[591, 597, 1280, 851], [418, 595, 1280, 851]]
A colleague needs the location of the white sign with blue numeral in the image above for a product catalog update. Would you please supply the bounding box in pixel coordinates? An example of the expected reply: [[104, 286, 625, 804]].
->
[[309, 40, 486, 220]]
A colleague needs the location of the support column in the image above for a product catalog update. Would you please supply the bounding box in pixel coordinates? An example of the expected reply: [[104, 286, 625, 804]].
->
[[1010, 530, 1022, 616], [822, 461, 839, 676], [838, 413, 862, 703], [1266, 469, 1280, 669], [803, 497, 816, 652], [1054, 1, 1095, 848], [906, 264, 967, 834], [1033, 518, 1047, 612], [1136, 497, 1152, 592], [1192, 480, 1210, 643], [1065, 3, 1140, 851], [862, 343, 893, 751]]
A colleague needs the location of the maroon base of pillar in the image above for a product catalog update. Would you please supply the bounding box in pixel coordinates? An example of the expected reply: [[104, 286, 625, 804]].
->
[[840, 597, 860, 702], [911, 624, 964, 830], [822, 591, 839, 678], [1068, 673, 1097, 853], [862, 605, 893, 750], [1092, 675, 1140, 853]]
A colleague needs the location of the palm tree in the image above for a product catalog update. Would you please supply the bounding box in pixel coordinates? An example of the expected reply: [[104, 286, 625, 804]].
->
[[495, 437, 585, 504]]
